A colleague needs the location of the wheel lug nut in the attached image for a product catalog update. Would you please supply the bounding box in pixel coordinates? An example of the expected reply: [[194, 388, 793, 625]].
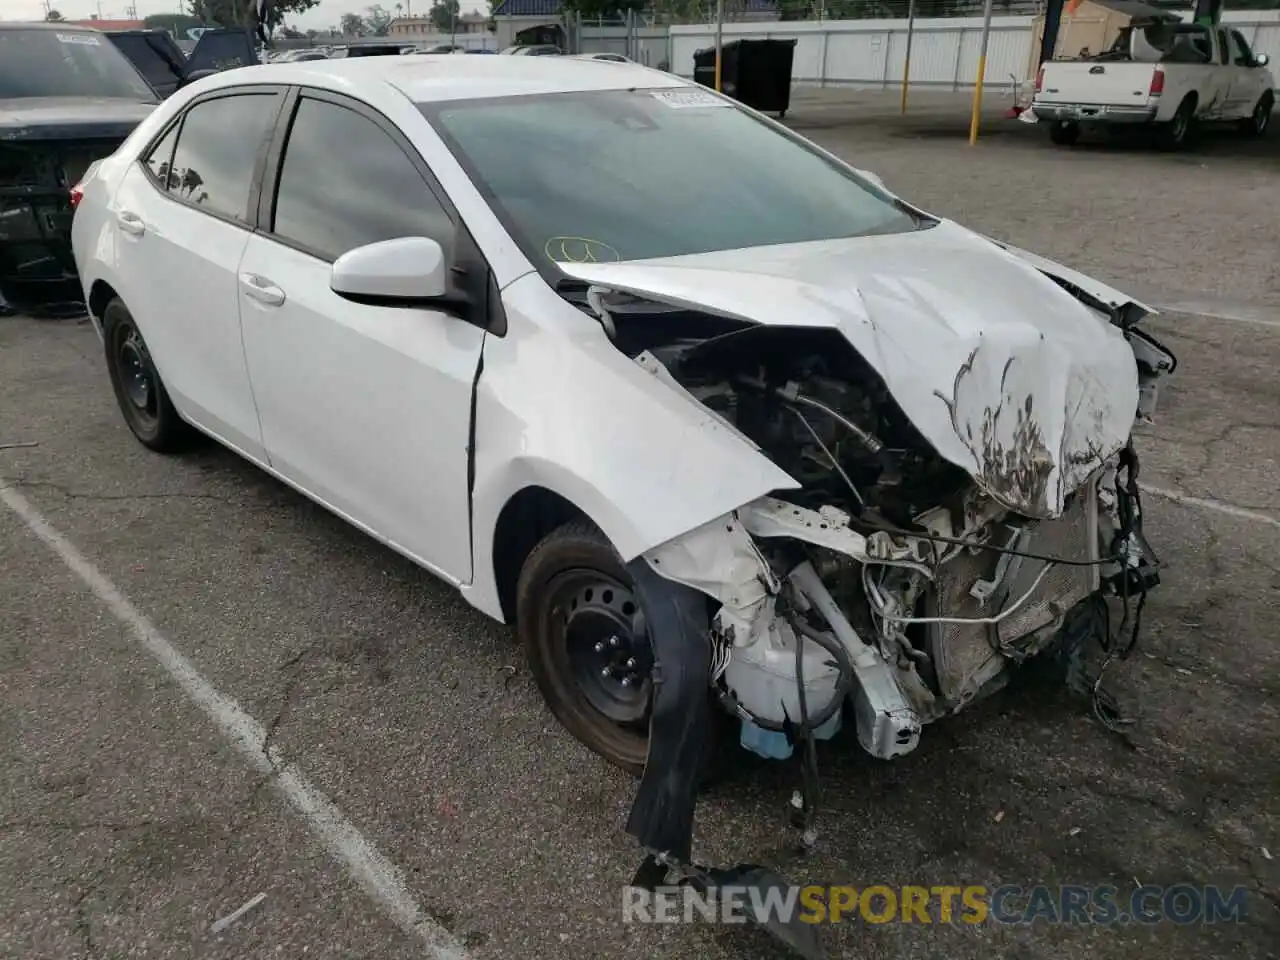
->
[[593, 641, 606, 653], [620, 676, 632, 687], [609, 635, 621, 648], [625, 657, 637, 669], [600, 666, 613, 678]]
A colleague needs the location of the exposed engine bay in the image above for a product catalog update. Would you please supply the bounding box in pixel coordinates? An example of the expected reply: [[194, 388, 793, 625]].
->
[[574, 283, 1172, 761], [570, 274, 1175, 958]]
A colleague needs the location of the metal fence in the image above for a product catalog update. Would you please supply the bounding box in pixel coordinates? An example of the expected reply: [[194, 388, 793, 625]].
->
[[664, 9, 1280, 88]]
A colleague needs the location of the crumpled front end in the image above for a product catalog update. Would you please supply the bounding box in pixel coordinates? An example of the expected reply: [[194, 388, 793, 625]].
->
[[644, 455, 1156, 765]]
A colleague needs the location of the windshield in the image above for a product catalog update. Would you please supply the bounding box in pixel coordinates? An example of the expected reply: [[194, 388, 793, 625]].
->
[[0, 28, 156, 101], [423, 88, 922, 270]]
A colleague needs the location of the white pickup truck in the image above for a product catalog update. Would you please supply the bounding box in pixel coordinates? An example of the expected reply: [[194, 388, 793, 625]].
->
[[1031, 19, 1274, 147]]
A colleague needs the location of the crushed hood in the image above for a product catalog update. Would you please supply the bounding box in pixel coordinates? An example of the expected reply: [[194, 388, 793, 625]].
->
[[558, 220, 1147, 520]]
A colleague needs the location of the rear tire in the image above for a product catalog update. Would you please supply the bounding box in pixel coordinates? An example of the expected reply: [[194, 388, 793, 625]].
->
[[1049, 119, 1080, 146], [102, 298, 194, 453], [1240, 92, 1273, 138], [1159, 96, 1196, 150]]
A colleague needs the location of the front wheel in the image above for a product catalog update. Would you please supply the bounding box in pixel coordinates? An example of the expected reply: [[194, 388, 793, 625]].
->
[[1240, 92, 1274, 138], [1049, 119, 1080, 146], [516, 521, 727, 777]]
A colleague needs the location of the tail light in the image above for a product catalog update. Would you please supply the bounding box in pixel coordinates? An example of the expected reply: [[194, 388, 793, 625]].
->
[[1149, 68, 1165, 96], [1035, 66, 1045, 93], [69, 182, 85, 209]]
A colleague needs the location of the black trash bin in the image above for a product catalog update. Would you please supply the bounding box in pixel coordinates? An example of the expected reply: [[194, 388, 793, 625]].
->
[[692, 38, 796, 118]]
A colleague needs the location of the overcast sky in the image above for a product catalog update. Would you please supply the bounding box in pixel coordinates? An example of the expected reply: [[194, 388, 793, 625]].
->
[[0, 0, 479, 30]]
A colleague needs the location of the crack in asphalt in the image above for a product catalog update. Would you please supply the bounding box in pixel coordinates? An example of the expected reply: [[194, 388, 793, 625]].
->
[[0, 477, 291, 510]]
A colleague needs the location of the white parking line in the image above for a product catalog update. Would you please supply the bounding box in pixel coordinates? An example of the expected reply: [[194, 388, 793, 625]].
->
[[1140, 483, 1280, 531], [1150, 298, 1280, 331], [0, 482, 471, 960]]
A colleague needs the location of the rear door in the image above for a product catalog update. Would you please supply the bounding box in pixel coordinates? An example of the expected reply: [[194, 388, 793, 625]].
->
[[109, 86, 286, 461]]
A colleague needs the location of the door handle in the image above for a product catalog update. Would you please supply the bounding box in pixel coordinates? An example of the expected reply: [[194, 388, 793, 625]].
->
[[116, 211, 146, 237], [239, 273, 286, 307]]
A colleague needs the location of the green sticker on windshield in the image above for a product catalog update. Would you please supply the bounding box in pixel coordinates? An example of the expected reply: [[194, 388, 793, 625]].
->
[[57, 33, 102, 45], [650, 88, 729, 109]]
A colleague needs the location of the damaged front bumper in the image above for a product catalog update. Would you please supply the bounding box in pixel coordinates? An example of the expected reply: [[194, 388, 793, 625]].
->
[[643, 456, 1158, 765]]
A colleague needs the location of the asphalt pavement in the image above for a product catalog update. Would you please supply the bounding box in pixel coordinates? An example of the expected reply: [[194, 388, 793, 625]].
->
[[1, 95, 1277, 960]]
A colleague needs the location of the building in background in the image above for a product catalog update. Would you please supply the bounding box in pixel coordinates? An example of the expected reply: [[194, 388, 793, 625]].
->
[[387, 13, 490, 38]]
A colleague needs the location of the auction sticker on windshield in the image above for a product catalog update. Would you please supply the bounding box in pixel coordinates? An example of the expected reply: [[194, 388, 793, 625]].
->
[[650, 89, 730, 109], [57, 33, 102, 45]]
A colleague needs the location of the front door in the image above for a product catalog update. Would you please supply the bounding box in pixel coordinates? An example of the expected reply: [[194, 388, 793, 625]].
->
[[1224, 30, 1268, 119], [237, 92, 483, 583]]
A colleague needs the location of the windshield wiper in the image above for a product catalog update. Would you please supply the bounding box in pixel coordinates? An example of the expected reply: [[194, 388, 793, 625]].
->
[[553, 277, 592, 303]]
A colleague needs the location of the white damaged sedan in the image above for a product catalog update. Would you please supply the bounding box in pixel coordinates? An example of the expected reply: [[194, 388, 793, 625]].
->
[[71, 55, 1175, 895]]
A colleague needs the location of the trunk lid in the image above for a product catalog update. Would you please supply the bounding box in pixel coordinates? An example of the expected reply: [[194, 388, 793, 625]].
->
[[0, 97, 155, 141]]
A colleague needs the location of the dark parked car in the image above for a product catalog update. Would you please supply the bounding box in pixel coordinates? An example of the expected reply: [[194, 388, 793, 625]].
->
[[105, 27, 261, 99], [0, 22, 157, 315]]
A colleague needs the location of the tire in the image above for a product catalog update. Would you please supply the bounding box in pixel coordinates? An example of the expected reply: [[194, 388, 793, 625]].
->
[[1159, 96, 1196, 150], [1240, 92, 1274, 138], [101, 297, 193, 452], [516, 520, 724, 776], [1049, 119, 1080, 146]]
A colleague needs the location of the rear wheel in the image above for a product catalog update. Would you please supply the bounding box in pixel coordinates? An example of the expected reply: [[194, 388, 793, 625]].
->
[[1159, 96, 1196, 149], [102, 298, 193, 452], [1049, 119, 1080, 146], [1240, 92, 1273, 137]]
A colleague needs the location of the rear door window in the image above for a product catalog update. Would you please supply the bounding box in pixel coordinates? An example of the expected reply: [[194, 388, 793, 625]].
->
[[142, 123, 180, 189], [164, 92, 281, 222]]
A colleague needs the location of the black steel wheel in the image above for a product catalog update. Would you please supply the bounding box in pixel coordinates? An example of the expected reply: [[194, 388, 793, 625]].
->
[[102, 298, 192, 452], [518, 522, 655, 773]]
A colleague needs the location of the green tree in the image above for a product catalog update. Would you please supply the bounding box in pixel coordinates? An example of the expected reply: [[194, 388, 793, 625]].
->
[[340, 11, 367, 34], [44, 8, 65, 19], [429, 0, 460, 32], [196, 0, 320, 30]]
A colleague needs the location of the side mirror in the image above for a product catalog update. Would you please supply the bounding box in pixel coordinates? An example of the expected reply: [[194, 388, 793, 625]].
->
[[331, 236, 452, 306], [1255, 53, 1269, 67]]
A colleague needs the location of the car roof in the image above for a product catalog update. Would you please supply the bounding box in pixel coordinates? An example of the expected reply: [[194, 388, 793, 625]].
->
[[208, 54, 688, 103]]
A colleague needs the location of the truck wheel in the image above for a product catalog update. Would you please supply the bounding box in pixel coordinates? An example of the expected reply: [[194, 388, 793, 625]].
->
[[1240, 92, 1273, 138], [1159, 97, 1196, 150], [1049, 120, 1080, 145]]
